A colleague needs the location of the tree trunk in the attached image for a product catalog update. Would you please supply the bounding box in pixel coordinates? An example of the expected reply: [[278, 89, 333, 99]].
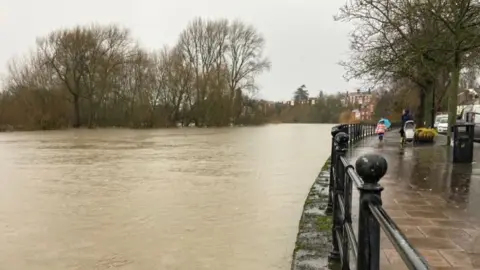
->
[[417, 90, 426, 127], [88, 101, 96, 129], [430, 84, 436, 128], [447, 52, 461, 145], [424, 82, 434, 127], [73, 94, 81, 128]]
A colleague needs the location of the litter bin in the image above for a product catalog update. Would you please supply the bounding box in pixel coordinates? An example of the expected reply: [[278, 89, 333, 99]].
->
[[452, 123, 475, 163], [465, 112, 476, 123]]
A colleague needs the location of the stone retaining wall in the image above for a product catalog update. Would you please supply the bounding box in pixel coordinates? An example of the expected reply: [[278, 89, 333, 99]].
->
[[291, 158, 334, 270]]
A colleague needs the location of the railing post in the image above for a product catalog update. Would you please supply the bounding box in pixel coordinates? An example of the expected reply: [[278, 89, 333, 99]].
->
[[327, 125, 340, 215], [342, 166, 353, 269], [351, 124, 354, 144], [356, 124, 360, 141], [353, 124, 356, 141], [329, 131, 349, 262], [350, 124, 354, 144], [348, 124, 352, 145], [352, 124, 356, 143], [355, 154, 388, 270]]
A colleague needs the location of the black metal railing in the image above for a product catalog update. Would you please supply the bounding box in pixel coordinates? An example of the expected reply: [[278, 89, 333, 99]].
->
[[326, 125, 430, 270], [346, 123, 376, 145], [342, 122, 402, 146]]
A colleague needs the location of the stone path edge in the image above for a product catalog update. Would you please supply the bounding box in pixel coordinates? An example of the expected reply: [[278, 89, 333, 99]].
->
[[290, 136, 374, 270], [290, 157, 333, 270]]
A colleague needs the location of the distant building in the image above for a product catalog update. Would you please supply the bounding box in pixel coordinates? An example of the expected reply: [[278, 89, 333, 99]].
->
[[286, 98, 317, 106], [342, 89, 373, 106], [342, 89, 376, 121]]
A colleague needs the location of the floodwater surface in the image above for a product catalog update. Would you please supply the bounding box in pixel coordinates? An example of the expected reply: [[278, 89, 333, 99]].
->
[[0, 124, 333, 270]]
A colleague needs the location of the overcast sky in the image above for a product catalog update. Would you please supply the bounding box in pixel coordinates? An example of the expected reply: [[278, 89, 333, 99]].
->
[[0, 0, 360, 101]]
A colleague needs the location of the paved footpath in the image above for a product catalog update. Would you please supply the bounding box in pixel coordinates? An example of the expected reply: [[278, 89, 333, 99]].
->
[[347, 132, 480, 270]]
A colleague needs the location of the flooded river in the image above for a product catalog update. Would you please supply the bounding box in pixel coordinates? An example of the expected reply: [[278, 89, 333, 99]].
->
[[0, 124, 333, 270]]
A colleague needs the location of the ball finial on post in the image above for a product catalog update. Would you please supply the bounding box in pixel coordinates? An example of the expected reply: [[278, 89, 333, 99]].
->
[[355, 154, 388, 184], [331, 124, 348, 137], [331, 126, 340, 137], [355, 153, 387, 269], [334, 131, 349, 148]]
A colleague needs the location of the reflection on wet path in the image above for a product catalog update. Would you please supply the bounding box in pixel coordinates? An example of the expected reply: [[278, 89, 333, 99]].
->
[[0, 124, 333, 270], [349, 133, 480, 211]]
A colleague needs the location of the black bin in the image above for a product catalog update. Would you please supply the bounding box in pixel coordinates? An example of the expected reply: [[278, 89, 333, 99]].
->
[[452, 123, 475, 163], [465, 112, 476, 123]]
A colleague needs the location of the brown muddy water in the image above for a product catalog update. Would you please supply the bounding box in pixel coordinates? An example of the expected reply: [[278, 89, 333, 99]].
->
[[0, 124, 333, 270]]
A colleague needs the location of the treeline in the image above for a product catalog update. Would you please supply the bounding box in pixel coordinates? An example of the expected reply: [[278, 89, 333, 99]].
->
[[275, 95, 344, 123], [338, 0, 480, 139], [0, 18, 271, 130], [268, 87, 346, 123]]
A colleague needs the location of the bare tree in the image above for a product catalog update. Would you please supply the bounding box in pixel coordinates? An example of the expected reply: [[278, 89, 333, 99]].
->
[[177, 18, 229, 126], [0, 18, 272, 130], [80, 25, 136, 127], [337, 0, 480, 139], [225, 20, 271, 123], [37, 26, 96, 127]]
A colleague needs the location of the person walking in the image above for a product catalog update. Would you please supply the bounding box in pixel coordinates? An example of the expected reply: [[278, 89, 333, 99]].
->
[[400, 109, 413, 143], [376, 119, 387, 141]]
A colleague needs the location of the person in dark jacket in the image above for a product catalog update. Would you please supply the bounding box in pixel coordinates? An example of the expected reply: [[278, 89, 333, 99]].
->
[[400, 109, 413, 139]]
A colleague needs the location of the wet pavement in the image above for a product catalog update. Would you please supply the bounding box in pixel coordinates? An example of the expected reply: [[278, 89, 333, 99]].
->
[[348, 131, 480, 269]]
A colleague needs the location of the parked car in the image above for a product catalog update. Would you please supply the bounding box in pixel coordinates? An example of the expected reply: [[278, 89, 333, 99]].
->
[[436, 117, 448, 133], [434, 114, 448, 129]]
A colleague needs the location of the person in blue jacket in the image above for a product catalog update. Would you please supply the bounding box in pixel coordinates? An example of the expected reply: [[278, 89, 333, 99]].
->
[[400, 109, 413, 141]]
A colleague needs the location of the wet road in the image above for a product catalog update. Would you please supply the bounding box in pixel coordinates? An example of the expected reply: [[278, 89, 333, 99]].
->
[[0, 124, 333, 270]]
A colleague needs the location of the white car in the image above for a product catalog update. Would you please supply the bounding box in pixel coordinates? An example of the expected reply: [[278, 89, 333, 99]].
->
[[434, 115, 448, 128], [437, 118, 448, 133]]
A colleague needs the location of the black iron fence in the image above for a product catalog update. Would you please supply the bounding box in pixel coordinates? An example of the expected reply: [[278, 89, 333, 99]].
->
[[346, 123, 375, 145], [326, 124, 429, 270]]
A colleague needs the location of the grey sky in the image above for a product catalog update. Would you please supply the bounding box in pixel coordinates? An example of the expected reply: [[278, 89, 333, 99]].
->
[[0, 0, 359, 101]]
